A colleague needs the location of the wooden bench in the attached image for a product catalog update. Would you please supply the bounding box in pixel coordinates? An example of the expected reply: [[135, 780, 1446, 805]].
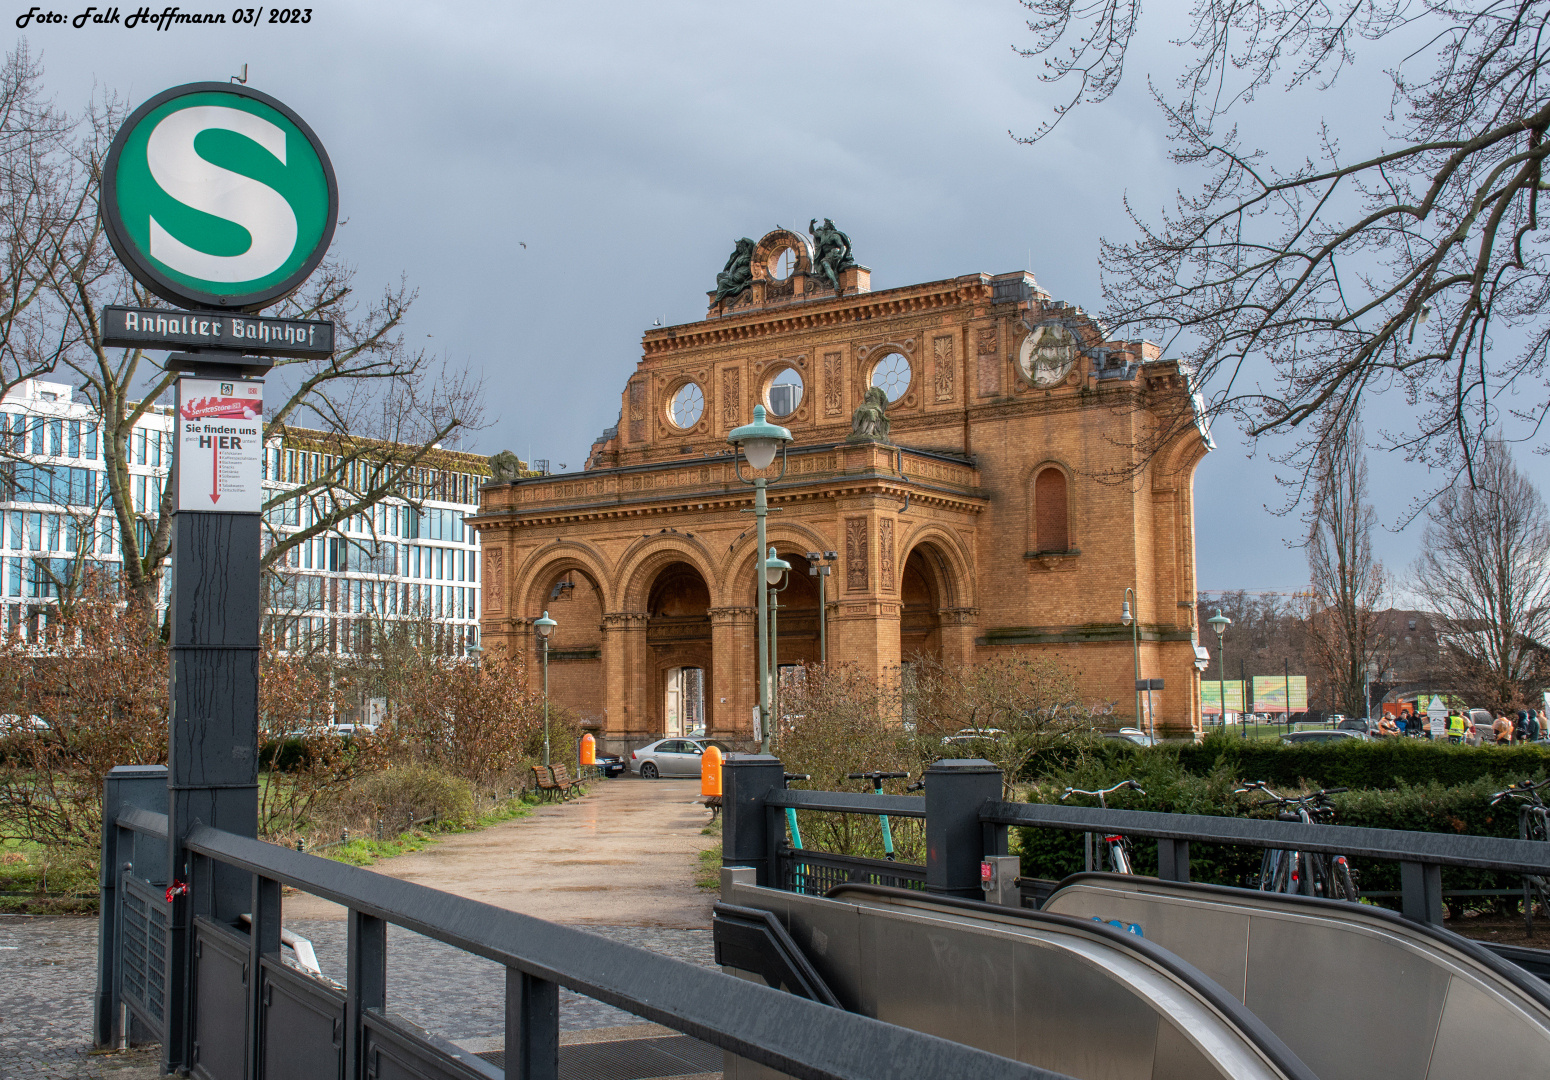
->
[[549, 764, 585, 800], [531, 764, 565, 801]]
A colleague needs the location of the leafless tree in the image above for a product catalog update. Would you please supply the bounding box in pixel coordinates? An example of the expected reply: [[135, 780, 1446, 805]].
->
[[1018, 0, 1550, 485], [0, 44, 92, 455], [1413, 438, 1550, 710], [16, 68, 486, 616], [1301, 423, 1388, 716]]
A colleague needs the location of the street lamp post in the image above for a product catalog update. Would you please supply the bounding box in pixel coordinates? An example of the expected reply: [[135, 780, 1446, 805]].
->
[[805, 551, 838, 664], [1208, 609, 1231, 736], [1121, 589, 1141, 735], [765, 548, 791, 742], [534, 610, 556, 766], [727, 405, 793, 753]]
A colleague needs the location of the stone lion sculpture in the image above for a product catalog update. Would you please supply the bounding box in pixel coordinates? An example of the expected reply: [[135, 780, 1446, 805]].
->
[[847, 386, 891, 444]]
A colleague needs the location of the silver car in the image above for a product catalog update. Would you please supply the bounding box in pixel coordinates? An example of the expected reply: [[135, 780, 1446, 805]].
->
[[630, 738, 723, 778]]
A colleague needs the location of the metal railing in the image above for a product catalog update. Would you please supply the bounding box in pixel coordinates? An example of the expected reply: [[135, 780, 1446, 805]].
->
[[767, 787, 930, 896], [984, 800, 1550, 923], [97, 773, 1063, 1080], [779, 847, 927, 895]]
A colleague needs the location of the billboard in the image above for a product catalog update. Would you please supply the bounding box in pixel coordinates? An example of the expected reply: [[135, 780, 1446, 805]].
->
[[1200, 680, 1245, 715], [1251, 675, 1308, 714]]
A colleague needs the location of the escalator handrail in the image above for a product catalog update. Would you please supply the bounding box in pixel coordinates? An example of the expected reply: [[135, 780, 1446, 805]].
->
[[823, 882, 1318, 1080], [1045, 872, 1550, 1017]]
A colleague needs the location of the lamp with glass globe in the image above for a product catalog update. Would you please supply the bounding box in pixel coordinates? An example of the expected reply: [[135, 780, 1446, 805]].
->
[[534, 609, 557, 765], [1207, 609, 1232, 736], [1122, 588, 1142, 735], [727, 405, 793, 752]]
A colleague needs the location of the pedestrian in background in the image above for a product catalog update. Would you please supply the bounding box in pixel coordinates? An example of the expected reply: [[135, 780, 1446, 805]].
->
[[1495, 713, 1514, 745]]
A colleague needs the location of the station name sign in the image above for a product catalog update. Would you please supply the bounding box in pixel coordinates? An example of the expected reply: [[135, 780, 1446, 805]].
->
[[101, 304, 334, 359]]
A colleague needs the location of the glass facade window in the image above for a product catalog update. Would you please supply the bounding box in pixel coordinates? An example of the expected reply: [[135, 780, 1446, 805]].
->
[[67, 421, 79, 458]]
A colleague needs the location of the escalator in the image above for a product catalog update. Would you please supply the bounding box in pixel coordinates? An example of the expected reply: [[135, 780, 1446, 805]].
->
[[717, 875, 1319, 1080], [1039, 873, 1550, 1080]]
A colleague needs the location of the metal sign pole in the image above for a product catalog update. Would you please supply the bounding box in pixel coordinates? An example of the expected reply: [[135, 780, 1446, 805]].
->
[[163, 354, 266, 1073]]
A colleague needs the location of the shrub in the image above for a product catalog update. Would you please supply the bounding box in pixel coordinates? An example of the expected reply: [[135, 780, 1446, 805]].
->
[[1016, 750, 1547, 902], [1176, 732, 1550, 790], [358, 765, 474, 831]]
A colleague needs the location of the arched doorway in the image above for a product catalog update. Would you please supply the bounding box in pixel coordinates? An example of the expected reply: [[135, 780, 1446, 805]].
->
[[769, 550, 821, 721], [901, 546, 947, 661], [530, 564, 605, 726], [646, 562, 713, 737]]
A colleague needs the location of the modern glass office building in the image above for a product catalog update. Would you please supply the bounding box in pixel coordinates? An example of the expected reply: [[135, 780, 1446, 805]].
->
[[0, 377, 487, 654]]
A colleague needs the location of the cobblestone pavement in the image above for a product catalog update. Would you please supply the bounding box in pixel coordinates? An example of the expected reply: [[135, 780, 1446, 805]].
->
[[1, 915, 715, 1077]]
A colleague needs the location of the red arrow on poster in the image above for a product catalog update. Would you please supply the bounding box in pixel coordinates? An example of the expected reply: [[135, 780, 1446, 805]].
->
[[210, 441, 220, 504]]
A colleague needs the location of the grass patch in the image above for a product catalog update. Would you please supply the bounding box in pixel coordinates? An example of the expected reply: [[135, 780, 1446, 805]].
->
[[0, 838, 98, 914], [696, 842, 722, 890], [323, 794, 539, 868]]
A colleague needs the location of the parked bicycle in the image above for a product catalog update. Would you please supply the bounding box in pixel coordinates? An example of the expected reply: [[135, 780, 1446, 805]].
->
[[1235, 781, 1359, 900], [1489, 777, 1550, 935], [1061, 780, 1146, 874]]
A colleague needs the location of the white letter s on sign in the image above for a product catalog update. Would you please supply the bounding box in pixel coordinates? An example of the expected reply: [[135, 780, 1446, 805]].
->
[[146, 106, 297, 283]]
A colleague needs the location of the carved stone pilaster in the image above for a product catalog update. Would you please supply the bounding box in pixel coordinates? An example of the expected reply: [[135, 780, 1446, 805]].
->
[[709, 606, 757, 624], [939, 607, 979, 625]]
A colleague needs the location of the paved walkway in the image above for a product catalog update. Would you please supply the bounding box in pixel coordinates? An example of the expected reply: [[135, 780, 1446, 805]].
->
[[1, 774, 722, 1078], [287, 774, 717, 926]]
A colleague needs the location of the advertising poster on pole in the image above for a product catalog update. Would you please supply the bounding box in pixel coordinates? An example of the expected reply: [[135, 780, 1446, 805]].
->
[[1200, 680, 1246, 716], [176, 378, 264, 513], [1251, 676, 1309, 714]]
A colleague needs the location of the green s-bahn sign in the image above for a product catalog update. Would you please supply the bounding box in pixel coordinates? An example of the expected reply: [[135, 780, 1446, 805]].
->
[[103, 82, 338, 312]]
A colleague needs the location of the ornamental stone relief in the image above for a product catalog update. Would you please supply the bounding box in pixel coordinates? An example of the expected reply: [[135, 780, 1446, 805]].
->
[[845, 517, 868, 592], [722, 368, 741, 427], [976, 326, 999, 398], [823, 351, 844, 416], [932, 336, 955, 402], [880, 518, 895, 591], [483, 549, 504, 612]]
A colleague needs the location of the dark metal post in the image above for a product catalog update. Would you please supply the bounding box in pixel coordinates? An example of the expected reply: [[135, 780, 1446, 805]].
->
[[96, 764, 168, 1048], [1156, 838, 1190, 881], [163, 509, 262, 1073], [249, 874, 282, 1079], [925, 758, 1002, 897], [1401, 861, 1444, 925], [721, 754, 785, 886], [505, 968, 559, 1080], [346, 910, 387, 1080]]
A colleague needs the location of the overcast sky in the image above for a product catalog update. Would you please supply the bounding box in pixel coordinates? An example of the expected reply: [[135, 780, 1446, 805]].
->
[[21, 0, 1545, 600]]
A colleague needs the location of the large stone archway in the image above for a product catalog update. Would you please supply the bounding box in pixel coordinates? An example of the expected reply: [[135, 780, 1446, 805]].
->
[[645, 561, 713, 737]]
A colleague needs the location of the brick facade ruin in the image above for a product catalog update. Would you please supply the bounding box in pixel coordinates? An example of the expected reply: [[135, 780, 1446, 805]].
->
[[470, 227, 1212, 751]]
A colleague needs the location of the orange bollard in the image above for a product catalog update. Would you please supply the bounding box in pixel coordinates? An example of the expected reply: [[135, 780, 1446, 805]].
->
[[580, 732, 596, 766], [700, 744, 723, 797]]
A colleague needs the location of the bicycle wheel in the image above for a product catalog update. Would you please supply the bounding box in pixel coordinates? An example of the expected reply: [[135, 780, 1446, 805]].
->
[[1332, 856, 1359, 901], [1271, 850, 1293, 893], [1256, 849, 1277, 890]]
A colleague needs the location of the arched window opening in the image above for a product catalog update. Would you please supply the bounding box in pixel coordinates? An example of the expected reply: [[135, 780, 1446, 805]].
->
[[1034, 468, 1069, 552]]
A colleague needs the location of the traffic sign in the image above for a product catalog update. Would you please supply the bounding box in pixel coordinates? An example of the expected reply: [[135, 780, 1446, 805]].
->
[[102, 83, 338, 313], [176, 377, 264, 513]]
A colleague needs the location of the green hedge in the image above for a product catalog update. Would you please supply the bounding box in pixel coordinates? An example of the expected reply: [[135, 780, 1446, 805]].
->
[[1016, 750, 1547, 904], [1177, 734, 1550, 790], [1020, 732, 1550, 790]]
